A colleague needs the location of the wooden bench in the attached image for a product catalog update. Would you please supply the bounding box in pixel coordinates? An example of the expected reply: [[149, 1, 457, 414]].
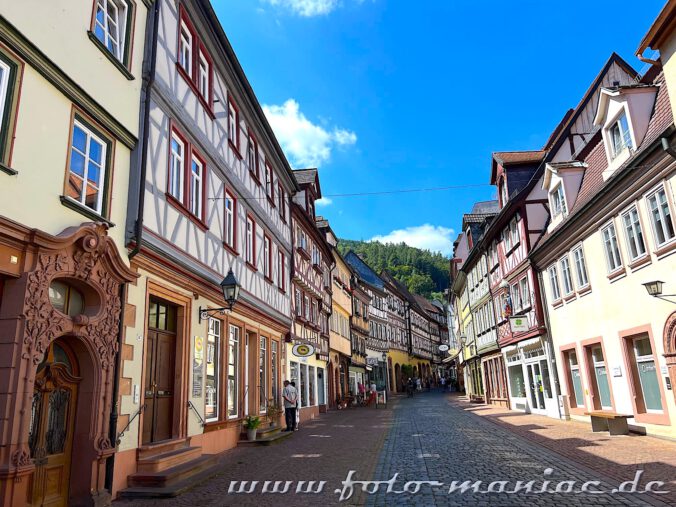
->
[[584, 411, 632, 436]]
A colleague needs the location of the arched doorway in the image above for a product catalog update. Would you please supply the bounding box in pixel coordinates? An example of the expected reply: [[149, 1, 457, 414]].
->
[[30, 340, 81, 507], [664, 311, 676, 404]]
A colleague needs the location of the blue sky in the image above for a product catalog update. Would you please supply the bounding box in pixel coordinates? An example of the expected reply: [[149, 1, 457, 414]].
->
[[213, 0, 665, 256]]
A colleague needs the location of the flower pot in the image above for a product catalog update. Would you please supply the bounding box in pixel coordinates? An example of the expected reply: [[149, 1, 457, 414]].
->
[[247, 428, 257, 441]]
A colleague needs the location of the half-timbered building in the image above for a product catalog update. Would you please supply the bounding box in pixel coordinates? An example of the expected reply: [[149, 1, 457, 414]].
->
[[380, 270, 410, 392], [116, 0, 297, 497], [348, 276, 370, 395], [289, 169, 333, 420]]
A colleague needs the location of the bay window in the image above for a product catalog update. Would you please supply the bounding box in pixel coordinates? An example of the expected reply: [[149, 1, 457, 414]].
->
[[601, 222, 623, 272], [647, 187, 675, 247], [622, 206, 646, 260]]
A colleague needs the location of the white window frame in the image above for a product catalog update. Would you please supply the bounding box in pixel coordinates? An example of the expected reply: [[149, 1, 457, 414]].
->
[[571, 244, 589, 288], [169, 133, 185, 202], [69, 120, 108, 214], [198, 50, 209, 99], [559, 255, 574, 295], [609, 111, 633, 159], [511, 218, 519, 247], [228, 100, 238, 147], [277, 250, 285, 290], [548, 264, 561, 301], [504, 225, 512, 252], [264, 236, 271, 279], [247, 134, 257, 176], [190, 155, 203, 219], [224, 191, 235, 249], [94, 0, 128, 62], [227, 324, 240, 419], [601, 221, 623, 273], [179, 20, 193, 78], [551, 183, 567, 218], [0, 53, 12, 134], [205, 317, 221, 422], [646, 185, 675, 248], [246, 217, 255, 265], [519, 277, 529, 309], [621, 205, 647, 261]]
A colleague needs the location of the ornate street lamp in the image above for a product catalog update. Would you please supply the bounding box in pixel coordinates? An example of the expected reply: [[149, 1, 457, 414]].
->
[[642, 280, 676, 304], [199, 269, 241, 322]]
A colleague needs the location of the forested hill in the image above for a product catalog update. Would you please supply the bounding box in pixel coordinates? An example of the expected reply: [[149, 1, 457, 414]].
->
[[336, 239, 449, 300]]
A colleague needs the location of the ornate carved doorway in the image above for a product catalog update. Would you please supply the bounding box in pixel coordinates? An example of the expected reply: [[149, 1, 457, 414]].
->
[[29, 340, 81, 507]]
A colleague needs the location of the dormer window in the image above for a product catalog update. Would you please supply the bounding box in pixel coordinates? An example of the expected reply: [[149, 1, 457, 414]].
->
[[551, 184, 567, 218], [609, 113, 632, 159]]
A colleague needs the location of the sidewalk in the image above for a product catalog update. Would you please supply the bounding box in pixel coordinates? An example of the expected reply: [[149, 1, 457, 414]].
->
[[448, 394, 676, 498]]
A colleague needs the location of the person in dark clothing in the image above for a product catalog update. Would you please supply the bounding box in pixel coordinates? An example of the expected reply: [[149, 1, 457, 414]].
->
[[282, 380, 298, 431]]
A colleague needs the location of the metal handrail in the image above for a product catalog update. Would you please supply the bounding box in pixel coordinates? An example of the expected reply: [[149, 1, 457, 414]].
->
[[187, 400, 205, 427], [116, 403, 146, 445]]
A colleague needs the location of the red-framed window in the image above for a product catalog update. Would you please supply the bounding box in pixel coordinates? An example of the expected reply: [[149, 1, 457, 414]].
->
[[177, 5, 213, 115], [265, 162, 275, 203], [227, 95, 241, 156], [167, 122, 207, 229], [277, 183, 285, 220], [247, 130, 260, 182], [263, 233, 273, 281], [223, 188, 237, 253], [277, 250, 286, 292], [246, 214, 256, 268]]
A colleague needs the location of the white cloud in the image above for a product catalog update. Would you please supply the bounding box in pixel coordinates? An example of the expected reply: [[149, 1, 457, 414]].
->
[[263, 99, 357, 167], [262, 0, 339, 17], [316, 197, 333, 206], [370, 224, 455, 256]]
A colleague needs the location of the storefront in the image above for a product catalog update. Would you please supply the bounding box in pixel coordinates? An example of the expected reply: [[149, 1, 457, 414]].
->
[[366, 353, 388, 391], [348, 365, 366, 396], [503, 337, 559, 417], [288, 348, 327, 423]]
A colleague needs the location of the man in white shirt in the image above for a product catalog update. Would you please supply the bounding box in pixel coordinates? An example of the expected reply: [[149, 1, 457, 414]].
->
[[282, 380, 298, 432]]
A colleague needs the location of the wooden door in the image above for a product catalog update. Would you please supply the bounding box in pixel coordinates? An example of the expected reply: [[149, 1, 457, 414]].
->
[[29, 342, 81, 507], [143, 299, 177, 444]]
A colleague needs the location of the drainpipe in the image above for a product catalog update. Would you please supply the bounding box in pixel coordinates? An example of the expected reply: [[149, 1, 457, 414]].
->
[[105, 281, 127, 492], [129, 0, 160, 260]]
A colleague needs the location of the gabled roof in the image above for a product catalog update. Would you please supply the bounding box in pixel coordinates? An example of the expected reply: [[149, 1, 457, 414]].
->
[[344, 251, 385, 292], [490, 151, 547, 185], [532, 70, 674, 254], [293, 168, 322, 197]]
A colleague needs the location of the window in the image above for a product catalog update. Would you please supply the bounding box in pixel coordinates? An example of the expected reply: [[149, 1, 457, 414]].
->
[[198, 50, 210, 99], [311, 300, 318, 325], [567, 350, 584, 408], [49, 281, 84, 317], [632, 336, 663, 412], [176, 7, 212, 107], [0, 52, 20, 165], [297, 228, 307, 250], [589, 346, 612, 410], [571, 246, 589, 288], [205, 318, 221, 422], [179, 20, 193, 77], [304, 295, 310, 321], [277, 251, 286, 291], [228, 98, 239, 151], [66, 118, 110, 215], [559, 256, 573, 295], [247, 134, 259, 180], [93, 0, 130, 64], [277, 183, 285, 220], [312, 245, 321, 266], [271, 341, 278, 405], [300, 364, 308, 407], [609, 112, 632, 159], [504, 226, 512, 252], [259, 336, 267, 414], [519, 277, 529, 308], [168, 132, 185, 202], [263, 235, 271, 279], [510, 283, 521, 312], [246, 216, 255, 267], [223, 190, 236, 251], [500, 179, 508, 207], [647, 187, 675, 247], [265, 163, 274, 200], [551, 184, 567, 218], [510, 218, 519, 247], [548, 265, 561, 301], [189, 153, 204, 220], [227, 325, 240, 418], [622, 206, 646, 260], [295, 288, 302, 317], [601, 222, 622, 272]]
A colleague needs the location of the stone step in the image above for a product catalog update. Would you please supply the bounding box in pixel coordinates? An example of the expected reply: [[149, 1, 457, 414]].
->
[[137, 446, 202, 473], [126, 454, 218, 489], [119, 457, 221, 499], [240, 424, 282, 439], [137, 438, 189, 461], [237, 430, 293, 446]]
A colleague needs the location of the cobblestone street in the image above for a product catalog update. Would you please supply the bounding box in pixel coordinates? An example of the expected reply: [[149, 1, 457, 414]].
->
[[117, 393, 676, 507]]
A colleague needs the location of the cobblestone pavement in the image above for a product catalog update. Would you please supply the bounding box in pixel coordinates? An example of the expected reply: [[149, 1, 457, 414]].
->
[[117, 392, 676, 507]]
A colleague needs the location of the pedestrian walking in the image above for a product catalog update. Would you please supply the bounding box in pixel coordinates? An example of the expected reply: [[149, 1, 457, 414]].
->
[[282, 380, 297, 432], [415, 377, 421, 391], [368, 381, 377, 406], [440, 376, 446, 391]]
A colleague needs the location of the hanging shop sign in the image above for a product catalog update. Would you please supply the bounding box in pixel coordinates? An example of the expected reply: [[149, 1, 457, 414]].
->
[[438, 344, 450, 352], [509, 315, 529, 333], [292, 343, 315, 358]]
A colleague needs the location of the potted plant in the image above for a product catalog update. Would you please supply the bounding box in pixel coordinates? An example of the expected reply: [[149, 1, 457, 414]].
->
[[266, 399, 283, 428], [243, 415, 261, 441]]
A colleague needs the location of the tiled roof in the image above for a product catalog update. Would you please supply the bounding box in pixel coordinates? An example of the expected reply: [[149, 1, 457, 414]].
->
[[470, 200, 499, 214], [344, 251, 385, 290], [293, 168, 317, 185], [493, 150, 547, 165], [535, 70, 673, 250]]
